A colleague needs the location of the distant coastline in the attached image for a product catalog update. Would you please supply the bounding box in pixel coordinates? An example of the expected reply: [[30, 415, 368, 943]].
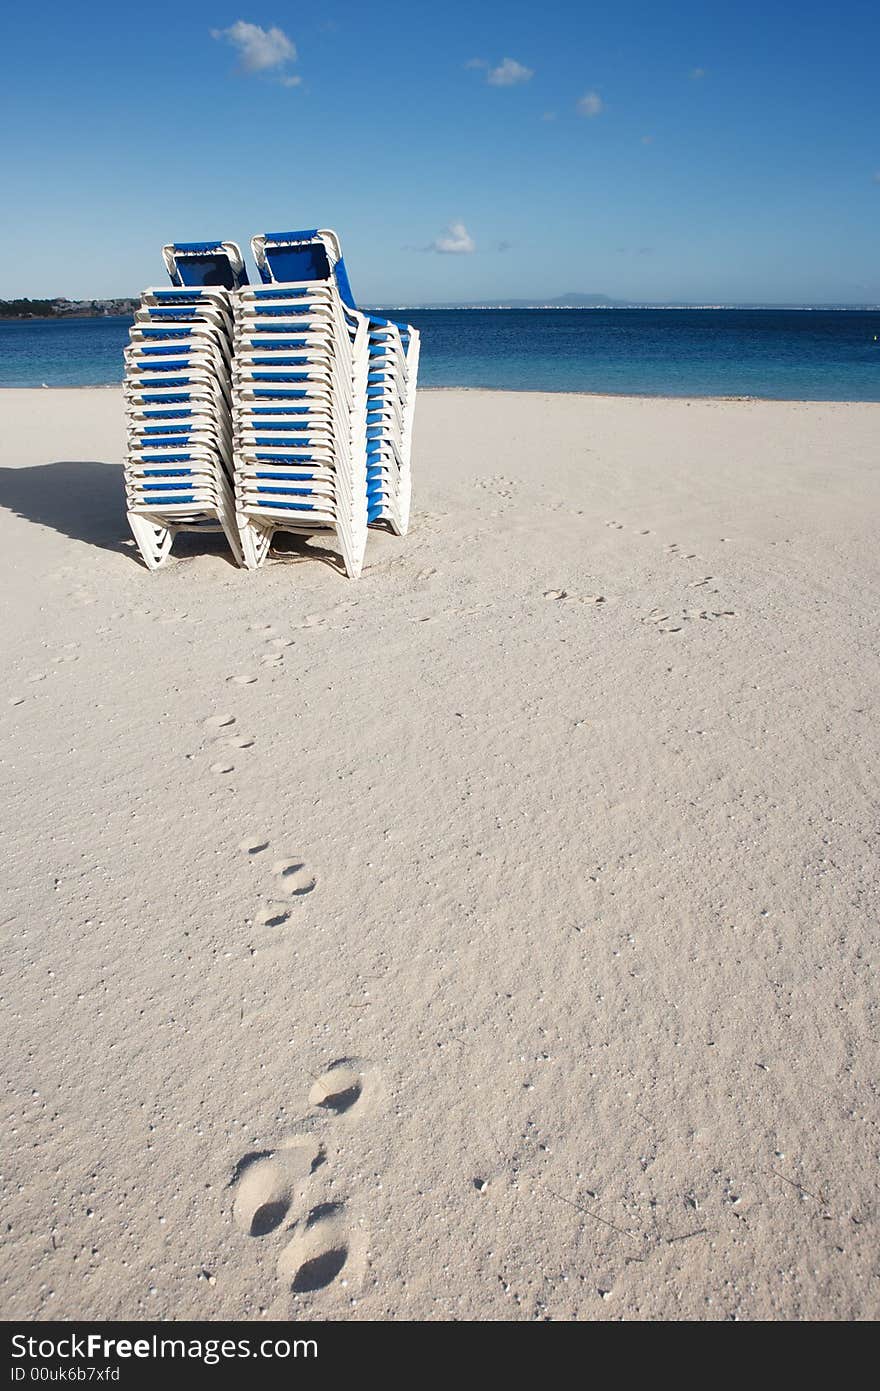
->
[[0, 297, 138, 321], [2, 294, 878, 320]]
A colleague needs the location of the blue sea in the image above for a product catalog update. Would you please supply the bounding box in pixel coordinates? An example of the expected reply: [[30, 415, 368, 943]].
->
[[1, 308, 878, 400]]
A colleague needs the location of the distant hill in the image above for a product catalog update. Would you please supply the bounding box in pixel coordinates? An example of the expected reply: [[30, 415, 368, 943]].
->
[[547, 292, 621, 306], [0, 297, 138, 319]]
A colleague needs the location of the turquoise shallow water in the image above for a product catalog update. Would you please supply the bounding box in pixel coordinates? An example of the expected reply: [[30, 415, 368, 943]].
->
[[1, 308, 878, 399]]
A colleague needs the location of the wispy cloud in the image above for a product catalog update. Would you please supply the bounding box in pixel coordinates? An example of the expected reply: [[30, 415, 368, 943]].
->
[[690, 66, 706, 80], [487, 57, 534, 86], [466, 56, 533, 85], [211, 20, 298, 80], [429, 221, 476, 254], [577, 90, 604, 117], [542, 110, 558, 122]]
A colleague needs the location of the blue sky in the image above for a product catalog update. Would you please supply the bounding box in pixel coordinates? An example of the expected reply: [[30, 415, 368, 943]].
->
[[1, 0, 878, 303]]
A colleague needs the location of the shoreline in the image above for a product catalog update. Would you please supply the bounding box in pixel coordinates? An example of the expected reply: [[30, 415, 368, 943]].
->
[[2, 382, 879, 406]]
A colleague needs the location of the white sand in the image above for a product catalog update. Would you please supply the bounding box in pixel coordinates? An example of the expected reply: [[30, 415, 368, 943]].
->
[[1, 386, 878, 1321]]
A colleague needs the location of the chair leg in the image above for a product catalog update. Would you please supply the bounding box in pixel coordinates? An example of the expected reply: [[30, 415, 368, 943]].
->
[[217, 498, 244, 567], [128, 513, 174, 569], [239, 516, 273, 569]]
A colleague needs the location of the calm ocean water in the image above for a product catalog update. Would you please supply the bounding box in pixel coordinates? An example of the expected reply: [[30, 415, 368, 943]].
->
[[0, 308, 878, 399]]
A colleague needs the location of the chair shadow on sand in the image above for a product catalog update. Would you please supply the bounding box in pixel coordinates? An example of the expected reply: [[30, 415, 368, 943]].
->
[[0, 460, 232, 566], [0, 460, 352, 573], [0, 460, 130, 554]]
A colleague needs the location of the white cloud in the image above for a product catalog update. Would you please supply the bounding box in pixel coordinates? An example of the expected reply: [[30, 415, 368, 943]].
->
[[577, 90, 604, 117], [690, 66, 706, 79], [487, 56, 534, 86], [430, 221, 476, 254], [211, 20, 297, 73]]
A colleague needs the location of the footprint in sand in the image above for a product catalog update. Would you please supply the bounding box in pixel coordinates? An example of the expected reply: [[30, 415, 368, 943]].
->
[[239, 835, 269, 855], [544, 590, 606, 606], [227, 735, 255, 749], [272, 859, 317, 898], [604, 520, 625, 530], [228, 674, 258, 687], [308, 1059, 377, 1117], [232, 1135, 325, 1238], [230, 1059, 381, 1299], [643, 609, 682, 634], [209, 760, 235, 775], [260, 652, 284, 667], [205, 713, 236, 730], [410, 602, 493, 624], [643, 604, 734, 633], [277, 1204, 350, 1293], [255, 903, 291, 928]]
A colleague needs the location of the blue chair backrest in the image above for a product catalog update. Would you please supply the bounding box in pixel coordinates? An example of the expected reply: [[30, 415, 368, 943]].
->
[[261, 239, 332, 287], [257, 230, 357, 310], [167, 242, 248, 290]]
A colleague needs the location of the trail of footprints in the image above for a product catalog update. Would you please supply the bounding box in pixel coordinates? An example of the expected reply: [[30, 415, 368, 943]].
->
[[237, 834, 317, 929], [202, 712, 254, 776], [642, 572, 735, 633], [210, 623, 298, 765], [475, 474, 518, 499], [231, 1060, 378, 1297], [225, 611, 357, 690], [604, 520, 737, 634]]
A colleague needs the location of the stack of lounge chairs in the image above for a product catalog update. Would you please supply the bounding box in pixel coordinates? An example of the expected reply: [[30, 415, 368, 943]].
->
[[232, 231, 370, 577], [124, 242, 248, 569], [363, 313, 420, 538], [124, 230, 420, 578]]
